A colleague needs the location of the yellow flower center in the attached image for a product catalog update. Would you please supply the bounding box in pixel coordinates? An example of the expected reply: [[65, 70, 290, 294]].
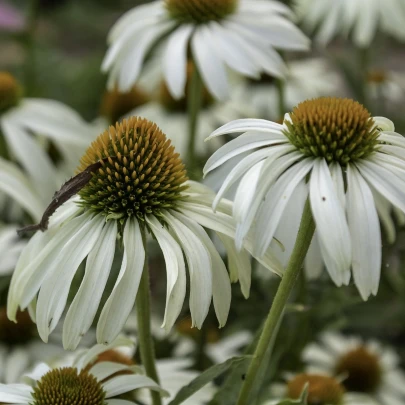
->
[[335, 346, 382, 393], [287, 374, 345, 405], [78, 117, 188, 221], [0, 307, 35, 345], [0, 72, 22, 112], [165, 0, 238, 23], [100, 85, 150, 124], [367, 70, 387, 84], [159, 62, 213, 112], [284, 97, 380, 164], [32, 368, 105, 405]]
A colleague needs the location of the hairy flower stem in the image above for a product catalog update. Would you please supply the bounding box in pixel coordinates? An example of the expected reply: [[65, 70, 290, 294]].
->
[[358, 47, 370, 108], [276, 78, 286, 118], [136, 230, 162, 405], [236, 199, 316, 405], [187, 63, 203, 179]]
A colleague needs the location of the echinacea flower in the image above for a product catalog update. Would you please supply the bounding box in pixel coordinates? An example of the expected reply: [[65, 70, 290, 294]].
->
[[262, 373, 378, 405], [8, 116, 282, 350], [303, 332, 405, 405], [102, 0, 309, 100], [0, 72, 100, 201], [294, 0, 405, 48], [204, 97, 405, 300], [0, 336, 167, 405]]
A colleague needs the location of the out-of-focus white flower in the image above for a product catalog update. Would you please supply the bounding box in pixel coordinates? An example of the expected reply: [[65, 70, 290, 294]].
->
[[205, 98, 405, 300], [237, 58, 343, 119], [0, 72, 101, 201], [367, 69, 405, 105], [7, 117, 282, 350], [294, 0, 405, 48], [261, 372, 378, 405], [0, 225, 26, 276], [0, 336, 166, 405], [102, 0, 309, 100], [303, 332, 405, 405]]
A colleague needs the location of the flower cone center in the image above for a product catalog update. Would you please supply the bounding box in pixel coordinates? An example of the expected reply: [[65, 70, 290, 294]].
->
[[287, 374, 344, 405], [0, 72, 22, 112], [0, 307, 35, 345], [100, 86, 150, 124], [32, 368, 105, 405], [367, 70, 387, 84], [78, 116, 188, 221], [284, 97, 380, 164], [335, 346, 382, 393], [165, 0, 238, 23]]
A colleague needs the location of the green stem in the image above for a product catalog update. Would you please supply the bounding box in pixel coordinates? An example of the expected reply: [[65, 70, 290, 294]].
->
[[276, 78, 286, 118], [136, 231, 162, 405], [236, 199, 316, 405], [186, 63, 203, 179]]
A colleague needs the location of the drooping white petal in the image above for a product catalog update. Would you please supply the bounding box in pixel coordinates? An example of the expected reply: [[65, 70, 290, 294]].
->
[[146, 215, 186, 332], [163, 211, 212, 329], [97, 218, 145, 344], [254, 158, 315, 257], [90, 362, 134, 382], [346, 165, 381, 299], [23, 363, 51, 382], [36, 214, 105, 342], [191, 25, 229, 100], [172, 211, 231, 327], [63, 220, 117, 350], [309, 159, 351, 286], [163, 25, 194, 99]]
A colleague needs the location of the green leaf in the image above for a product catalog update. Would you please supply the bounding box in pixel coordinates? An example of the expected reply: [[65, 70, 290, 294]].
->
[[167, 356, 252, 405]]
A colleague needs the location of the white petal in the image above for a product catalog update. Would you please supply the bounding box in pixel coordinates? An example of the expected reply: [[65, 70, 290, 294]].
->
[[207, 118, 284, 140], [103, 374, 167, 398], [163, 211, 212, 329], [191, 25, 229, 100], [163, 25, 194, 99], [36, 214, 105, 342], [0, 384, 33, 403], [172, 211, 231, 327], [97, 218, 145, 344], [146, 215, 186, 332], [309, 159, 351, 286], [23, 363, 51, 382], [346, 165, 381, 299], [63, 221, 117, 350], [254, 158, 315, 257], [90, 362, 133, 382]]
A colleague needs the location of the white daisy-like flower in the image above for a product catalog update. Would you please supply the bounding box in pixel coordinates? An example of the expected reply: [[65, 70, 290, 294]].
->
[[93, 340, 215, 405], [0, 72, 100, 201], [367, 69, 405, 105], [303, 332, 405, 405], [7, 116, 282, 350], [237, 58, 343, 120], [0, 307, 67, 384], [262, 373, 378, 405], [204, 97, 405, 300], [102, 0, 309, 100], [0, 336, 167, 405], [294, 0, 405, 48], [129, 62, 254, 158]]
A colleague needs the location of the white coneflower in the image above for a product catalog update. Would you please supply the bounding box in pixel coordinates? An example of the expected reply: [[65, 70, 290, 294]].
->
[[262, 373, 378, 405], [0, 336, 167, 405], [0, 307, 66, 384], [0, 72, 100, 201], [294, 0, 405, 48], [303, 332, 405, 405], [367, 69, 405, 106], [102, 0, 309, 101], [204, 97, 405, 300], [129, 62, 254, 157], [7, 116, 282, 350]]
